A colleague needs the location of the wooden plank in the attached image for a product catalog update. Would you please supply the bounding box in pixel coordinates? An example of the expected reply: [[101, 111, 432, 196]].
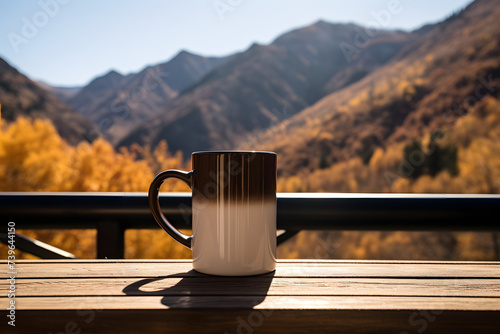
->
[[3, 259, 499, 264], [0, 260, 498, 333], [1, 309, 499, 334], [3, 261, 499, 278], [1, 295, 499, 311], [1, 277, 499, 297]]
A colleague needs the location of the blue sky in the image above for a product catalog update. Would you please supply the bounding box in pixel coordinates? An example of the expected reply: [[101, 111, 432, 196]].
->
[[0, 0, 473, 87]]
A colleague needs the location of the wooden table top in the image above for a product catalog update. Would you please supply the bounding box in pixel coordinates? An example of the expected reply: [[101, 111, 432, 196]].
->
[[1, 259, 499, 333]]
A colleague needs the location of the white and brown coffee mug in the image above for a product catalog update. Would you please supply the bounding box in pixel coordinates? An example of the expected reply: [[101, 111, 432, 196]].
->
[[148, 151, 277, 276]]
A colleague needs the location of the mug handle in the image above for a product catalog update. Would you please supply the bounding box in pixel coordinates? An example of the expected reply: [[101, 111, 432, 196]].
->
[[148, 169, 194, 249], [149, 169, 296, 249]]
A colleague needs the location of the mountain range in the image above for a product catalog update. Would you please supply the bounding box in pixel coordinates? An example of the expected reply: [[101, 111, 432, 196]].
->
[[42, 20, 415, 152], [116, 22, 413, 154], [253, 0, 500, 176], [65, 51, 226, 143], [1, 0, 498, 178], [0, 58, 94, 145]]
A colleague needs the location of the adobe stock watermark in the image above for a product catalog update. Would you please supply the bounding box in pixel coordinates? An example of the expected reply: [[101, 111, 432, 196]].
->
[[244, 105, 296, 148], [47, 295, 114, 334], [399, 310, 444, 334], [313, 233, 340, 259], [224, 300, 274, 334], [6, 222, 17, 327], [269, 106, 291, 128], [213, 0, 244, 21], [47, 259, 130, 333], [398, 275, 463, 333], [384, 72, 500, 191], [443, 73, 500, 123], [7, 0, 72, 53], [340, 0, 411, 63]]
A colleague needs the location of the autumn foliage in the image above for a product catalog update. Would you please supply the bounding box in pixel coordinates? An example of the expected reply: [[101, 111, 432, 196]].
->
[[277, 96, 500, 194], [0, 116, 188, 192], [0, 114, 190, 259]]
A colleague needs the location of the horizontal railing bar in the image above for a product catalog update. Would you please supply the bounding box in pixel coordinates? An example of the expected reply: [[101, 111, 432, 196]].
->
[[0, 192, 499, 231]]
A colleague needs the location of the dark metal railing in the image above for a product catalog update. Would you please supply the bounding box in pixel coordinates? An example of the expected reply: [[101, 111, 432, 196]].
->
[[1, 192, 499, 258]]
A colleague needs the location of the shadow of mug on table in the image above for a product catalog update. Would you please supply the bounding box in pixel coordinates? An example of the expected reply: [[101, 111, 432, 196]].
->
[[122, 270, 275, 309]]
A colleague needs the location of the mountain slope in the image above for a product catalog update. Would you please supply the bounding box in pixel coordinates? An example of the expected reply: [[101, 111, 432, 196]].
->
[[35, 81, 81, 102], [67, 51, 227, 144], [0, 57, 95, 145], [248, 0, 500, 177], [68, 70, 127, 119], [119, 21, 414, 154]]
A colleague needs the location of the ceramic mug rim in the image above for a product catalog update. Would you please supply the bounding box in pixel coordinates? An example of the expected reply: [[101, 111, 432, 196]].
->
[[192, 150, 276, 155]]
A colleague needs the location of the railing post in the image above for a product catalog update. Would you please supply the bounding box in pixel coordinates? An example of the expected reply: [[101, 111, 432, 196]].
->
[[97, 221, 124, 259]]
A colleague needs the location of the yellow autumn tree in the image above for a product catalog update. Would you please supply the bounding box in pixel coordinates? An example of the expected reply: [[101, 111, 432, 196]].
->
[[0, 116, 190, 259]]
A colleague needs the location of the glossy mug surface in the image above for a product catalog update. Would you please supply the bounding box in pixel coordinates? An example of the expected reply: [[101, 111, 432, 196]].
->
[[148, 151, 277, 276]]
